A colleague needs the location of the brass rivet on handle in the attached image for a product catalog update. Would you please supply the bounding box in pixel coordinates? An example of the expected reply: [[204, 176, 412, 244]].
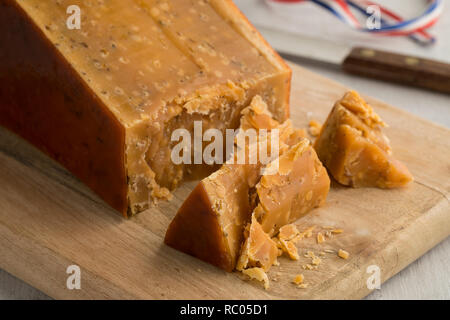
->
[[405, 57, 420, 66], [360, 49, 376, 57]]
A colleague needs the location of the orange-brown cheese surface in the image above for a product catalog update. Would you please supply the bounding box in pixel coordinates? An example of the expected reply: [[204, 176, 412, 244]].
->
[[0, 0, 291, 216], [314, 91, 413, 188]]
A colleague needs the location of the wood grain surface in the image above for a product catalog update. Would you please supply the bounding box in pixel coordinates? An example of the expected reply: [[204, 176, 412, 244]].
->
[[0, 63, 448, 300]]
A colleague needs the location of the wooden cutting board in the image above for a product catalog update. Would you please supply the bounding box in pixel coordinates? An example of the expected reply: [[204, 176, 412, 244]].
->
[[0, 63, 448, 300]]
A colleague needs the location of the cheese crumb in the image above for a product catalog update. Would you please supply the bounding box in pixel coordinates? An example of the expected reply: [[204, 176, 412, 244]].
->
[[280, 239, 300, 260], [303, 226, 315, 238], [278, 224, 300, 241], [242, 268, 270, 290], [332, 229, 344, 234], [308, 120, 322, 137], [312, 256, 322, 266], [338, 249, 350, 260], [317, 232, 325, 244], [293, 274, 304, 285], [302, 264, 315, 270]]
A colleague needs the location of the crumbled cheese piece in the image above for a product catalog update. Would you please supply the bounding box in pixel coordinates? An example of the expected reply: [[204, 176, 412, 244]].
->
[[332, 229, 344, 234], [293, 274, 304, 285], [280, 239, 300, 260], [278, 224, 300, 242], [302, 226, 315, 238], [297, 283, 309, 289], [317, 232, 325, 244], [308, 120, 322, 137], [312, 256, 322, 266], [338, 249, 350, 260], [242, 268, 270, 290]]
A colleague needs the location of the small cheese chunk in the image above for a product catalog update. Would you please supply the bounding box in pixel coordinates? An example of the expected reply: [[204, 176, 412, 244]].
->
[[293, 274, 305, 285], [242, 267, 270, 290], [308, 120, 322, 137], [278, 224, 300, 242], [314, 91, 413, 189], [236, 215, 279, 272], [278, 239, 300, 261], [317, 232, 325, 244], [338, 249, 350, 260]]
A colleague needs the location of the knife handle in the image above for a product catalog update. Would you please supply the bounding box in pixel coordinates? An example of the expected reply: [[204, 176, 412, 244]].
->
[[342, 47, 450, 94]]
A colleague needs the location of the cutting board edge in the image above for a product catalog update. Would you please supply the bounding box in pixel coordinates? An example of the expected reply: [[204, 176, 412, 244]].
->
[[320, 194, 450, 300], [0, 184, 448, 300]]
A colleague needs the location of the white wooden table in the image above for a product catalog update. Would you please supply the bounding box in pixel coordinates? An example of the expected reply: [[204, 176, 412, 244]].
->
[[1, 0, 449, 300]]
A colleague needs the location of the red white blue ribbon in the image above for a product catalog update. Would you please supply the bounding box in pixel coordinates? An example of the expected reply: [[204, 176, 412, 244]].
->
[[267, 0, 444, 46]]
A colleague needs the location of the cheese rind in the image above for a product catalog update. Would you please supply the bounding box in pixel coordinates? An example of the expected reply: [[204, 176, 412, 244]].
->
[[0, 0, 128, 211], [314, 91, 413, 188], [0, 0, 291, 215]]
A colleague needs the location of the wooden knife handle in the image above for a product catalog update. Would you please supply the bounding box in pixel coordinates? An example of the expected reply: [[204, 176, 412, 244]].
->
[[342, 47, 450, 94]]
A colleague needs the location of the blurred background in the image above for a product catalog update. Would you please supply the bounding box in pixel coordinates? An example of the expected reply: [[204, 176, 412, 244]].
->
[[236, 0, 450, 127]]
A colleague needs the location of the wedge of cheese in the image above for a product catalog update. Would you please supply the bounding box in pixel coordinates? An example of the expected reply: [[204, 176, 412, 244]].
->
[[0, 0, 291, 216], [314, 91, 413, 188]]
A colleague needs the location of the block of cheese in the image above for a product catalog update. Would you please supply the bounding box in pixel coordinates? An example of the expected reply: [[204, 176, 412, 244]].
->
[[165, 98, 303, 271], [314, 91, 413, 188], [0, 0, 291, 216]]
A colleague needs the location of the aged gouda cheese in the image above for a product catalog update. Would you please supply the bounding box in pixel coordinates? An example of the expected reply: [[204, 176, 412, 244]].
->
[[165, 97, 330, 277], [0, 0, 291, 216], [314, 91, 413, 188], [164, 97, 301, 271], [236, 139, 330, 280]]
